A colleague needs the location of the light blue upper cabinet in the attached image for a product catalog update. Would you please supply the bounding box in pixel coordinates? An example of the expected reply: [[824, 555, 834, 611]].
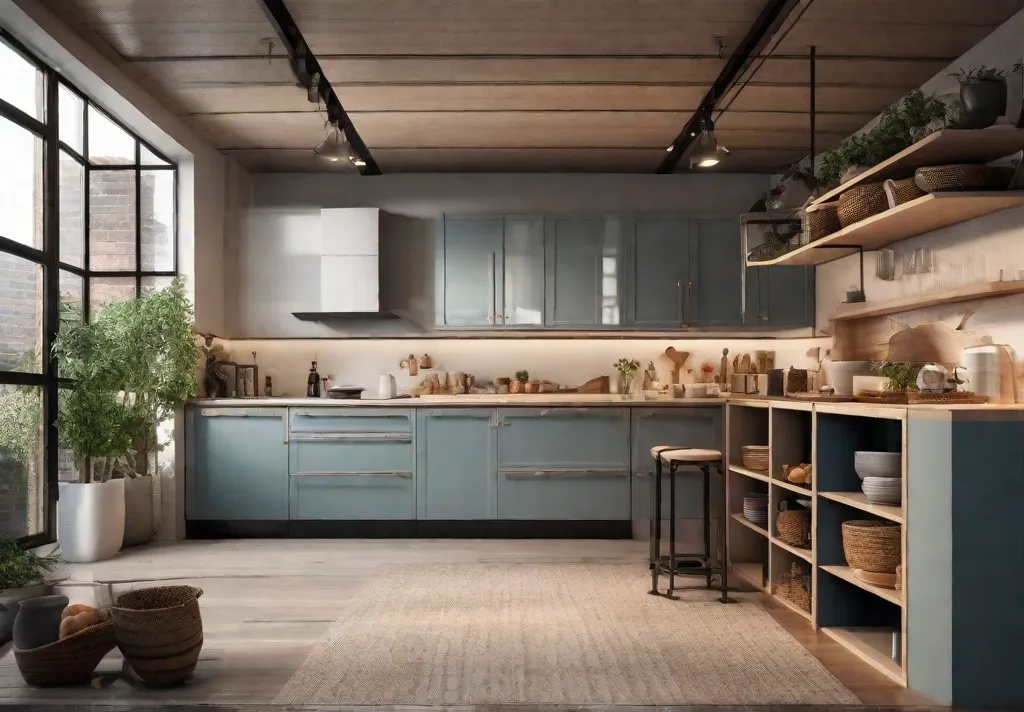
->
[[624, 216, 689, 328], [436, 215, 504, 327], [186, 407, 289, 521], [746, 264, 815, 328], [544, 215, 624, 327], [500, 216, 545, 327], [416, 408, 497, 519], [690, 218, 744, 326]]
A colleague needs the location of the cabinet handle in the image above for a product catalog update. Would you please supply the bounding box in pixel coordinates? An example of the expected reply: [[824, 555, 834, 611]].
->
[[677, 279, 683, 321], [490, 252, 498, 324], [686, 281, 693, 326], [200, 408, 281, 417], [291, 470, 412, 478], [290, 432, 411, 443], [500, 467, 629, 479]]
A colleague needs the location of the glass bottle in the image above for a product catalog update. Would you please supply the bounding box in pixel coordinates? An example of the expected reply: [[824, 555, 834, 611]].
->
[[307, 360, 321, 398]]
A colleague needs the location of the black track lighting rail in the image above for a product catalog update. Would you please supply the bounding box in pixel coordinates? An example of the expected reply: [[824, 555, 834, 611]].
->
[[655, 0, 802, 174], [256, 0, 381, 175]]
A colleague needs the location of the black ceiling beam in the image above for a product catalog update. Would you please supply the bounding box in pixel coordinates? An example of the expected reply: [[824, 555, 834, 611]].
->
[[655, 0, 803, 174], [256, 0, 381, 175]]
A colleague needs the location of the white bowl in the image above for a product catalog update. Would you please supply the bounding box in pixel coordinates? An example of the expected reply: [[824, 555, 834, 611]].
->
[[854, 451, 901, 480], [861, 476, 902, 504]]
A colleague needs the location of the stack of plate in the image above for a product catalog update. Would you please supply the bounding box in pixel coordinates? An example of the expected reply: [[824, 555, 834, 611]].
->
[[742, 493, 769, 527], [855, 451, 902, 505]]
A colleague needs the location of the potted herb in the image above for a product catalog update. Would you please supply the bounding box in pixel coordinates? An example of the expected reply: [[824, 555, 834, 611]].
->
[[614, 359, 640, 399], [511, 370, 529, 394], [53, 278, 199, 561], [950, 65, 1007, 125], [872, 361, 921, 393], [0, 535, 60, 644]]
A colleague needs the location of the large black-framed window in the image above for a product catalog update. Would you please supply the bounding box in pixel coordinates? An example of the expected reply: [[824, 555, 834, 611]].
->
[[0, 30, 177, 547]]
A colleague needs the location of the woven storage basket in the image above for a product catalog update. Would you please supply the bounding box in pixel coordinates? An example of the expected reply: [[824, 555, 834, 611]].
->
[[914, 164, 1012, 193], [740, 445, 769, 472], [776, 508, 811, 548], [842, 520, 901, 574], [837, 183, 889, 227], [112, 585, 204, 686], [773, 562, 811, 613], [883, 177, 926, 207], [14, 620, 115, 686], [804, 202, 841, 242]]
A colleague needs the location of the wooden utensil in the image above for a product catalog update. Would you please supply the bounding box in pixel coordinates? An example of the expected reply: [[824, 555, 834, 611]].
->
[[572, 375, 610, 394], [740, 354, 752, 374], [664, 348, 689, 384]]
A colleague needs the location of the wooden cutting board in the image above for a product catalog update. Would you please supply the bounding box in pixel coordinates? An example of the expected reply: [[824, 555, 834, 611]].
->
[[664, 347, 689, 384]]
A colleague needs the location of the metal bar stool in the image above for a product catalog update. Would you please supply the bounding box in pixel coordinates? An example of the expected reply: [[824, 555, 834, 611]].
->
[[648, 445, 732, 603]]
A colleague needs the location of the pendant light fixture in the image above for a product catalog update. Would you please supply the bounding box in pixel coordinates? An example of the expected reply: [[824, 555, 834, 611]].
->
[[314, 118, 362, 166], [689, 111, 729, 169]]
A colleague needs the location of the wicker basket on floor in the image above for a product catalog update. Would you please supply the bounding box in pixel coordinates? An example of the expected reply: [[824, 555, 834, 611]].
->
[[776, 508, 811, 549], [14, 620, 115, 686], [883, 177, 926, 207], [837, 183, 889, 227], [112, 585, 204, 686], [842, 520, 901, 574], [804, 202, 841, 241], [773, 561, 811, 613], [914, 164, 1013, 193], [740, 445, 769, 472]]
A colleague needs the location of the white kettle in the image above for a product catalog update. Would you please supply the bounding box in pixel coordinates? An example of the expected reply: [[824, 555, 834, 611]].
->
[[378, 373, 397, 399]]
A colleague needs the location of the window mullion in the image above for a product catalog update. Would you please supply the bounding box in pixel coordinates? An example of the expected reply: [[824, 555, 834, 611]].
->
[[42, 64, 59, 542]]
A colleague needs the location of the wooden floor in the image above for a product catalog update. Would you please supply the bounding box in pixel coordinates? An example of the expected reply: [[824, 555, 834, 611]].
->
[[0, 539, 936, 707]]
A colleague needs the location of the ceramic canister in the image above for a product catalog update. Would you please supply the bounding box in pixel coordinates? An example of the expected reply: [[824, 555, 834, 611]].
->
[[12, 594, 68, 650]]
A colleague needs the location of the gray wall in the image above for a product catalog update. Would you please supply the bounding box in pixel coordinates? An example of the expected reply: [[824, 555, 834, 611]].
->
[[236, 173, 770, 337]]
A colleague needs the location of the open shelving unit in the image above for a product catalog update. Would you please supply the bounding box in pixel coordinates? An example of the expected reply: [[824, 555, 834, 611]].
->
[[746, 129, 1024, 268], [727, 400, 908, 687]]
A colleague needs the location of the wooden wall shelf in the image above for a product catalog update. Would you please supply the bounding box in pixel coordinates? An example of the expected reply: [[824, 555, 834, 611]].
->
[[812, 129, 1024, 206], [831, 280, 1024, 321], [749, 192, 1024, 267]]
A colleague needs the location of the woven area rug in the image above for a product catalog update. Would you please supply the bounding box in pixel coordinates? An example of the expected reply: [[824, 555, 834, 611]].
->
[[274, 563, 858, 706]]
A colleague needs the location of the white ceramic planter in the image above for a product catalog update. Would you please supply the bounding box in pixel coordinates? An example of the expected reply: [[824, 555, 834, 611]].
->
[[58, 479, 125, 563], [122, 476, 155, 547]]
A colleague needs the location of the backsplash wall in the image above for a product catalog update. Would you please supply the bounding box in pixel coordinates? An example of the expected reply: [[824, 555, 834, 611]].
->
[[215, 337, 831, 397]]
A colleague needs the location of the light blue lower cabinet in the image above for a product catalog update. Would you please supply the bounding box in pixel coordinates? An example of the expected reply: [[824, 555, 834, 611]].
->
[[630, 407, 723, 522], [186, 407, 290, 521], [496, 407, 631, 520], [416, 408, 497, 519], [288, 439, 415, 520]]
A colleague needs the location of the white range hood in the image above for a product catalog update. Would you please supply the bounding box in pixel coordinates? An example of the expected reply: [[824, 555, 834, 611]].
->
[[293, 208, 398, 321]]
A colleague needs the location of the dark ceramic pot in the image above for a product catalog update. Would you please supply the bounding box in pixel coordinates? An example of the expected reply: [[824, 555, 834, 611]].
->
[[12, 594, 68, 650], [0, 584, 52, 645], [961, 80, 1007, 118]]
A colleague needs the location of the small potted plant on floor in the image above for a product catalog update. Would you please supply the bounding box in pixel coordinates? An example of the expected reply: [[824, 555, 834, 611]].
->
[[54, 278, 199, 561], [0, 535, 60, 644], [949, 65, 1007, 128]]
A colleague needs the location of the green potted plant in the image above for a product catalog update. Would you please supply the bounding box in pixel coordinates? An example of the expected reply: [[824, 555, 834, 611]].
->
[[872, 361, 921, 393], [950, 65, 1007, 127], [511, 370, 529, 394], [53, 278, 199, 561], [614, 358, 640, 399], [0, 535, 60, 644]]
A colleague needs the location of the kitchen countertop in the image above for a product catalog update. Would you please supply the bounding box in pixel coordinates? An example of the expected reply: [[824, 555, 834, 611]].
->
[[191, 393, 728, 407], [189, 393, 1024, 413]]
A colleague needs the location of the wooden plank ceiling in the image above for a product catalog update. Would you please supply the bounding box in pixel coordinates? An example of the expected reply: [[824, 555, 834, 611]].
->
[[39, 0, 1024, 174]]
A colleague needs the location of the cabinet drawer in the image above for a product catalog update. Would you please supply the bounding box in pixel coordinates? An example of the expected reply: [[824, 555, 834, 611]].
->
[[497, 407, 630, 467], [289, 474, 414, 520], [289, 408, 413, 434], [290, 440, 413, 476], [497, 469, 630, 520]]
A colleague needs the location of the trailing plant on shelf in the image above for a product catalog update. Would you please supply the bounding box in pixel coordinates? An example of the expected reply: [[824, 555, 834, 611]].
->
[[948, 65, 1008, 128], [871, 361, 921, 393], [817, 90, 949, 189], [53, 278, 199, 483]]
